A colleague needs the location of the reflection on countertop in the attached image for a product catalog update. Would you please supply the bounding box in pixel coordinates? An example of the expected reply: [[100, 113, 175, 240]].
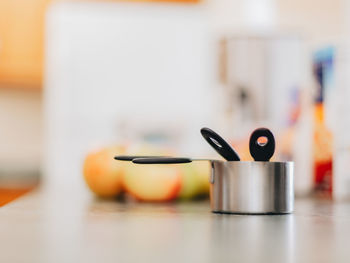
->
[[0, 188, 350, 263]]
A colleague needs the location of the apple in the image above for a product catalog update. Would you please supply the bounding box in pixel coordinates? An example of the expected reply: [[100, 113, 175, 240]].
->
[[177, 161, 211, 199], [177, 164, 199, 199], [83, 145, 126, 198], [123, 163, 182, 202], [192, 161, 211, 196]]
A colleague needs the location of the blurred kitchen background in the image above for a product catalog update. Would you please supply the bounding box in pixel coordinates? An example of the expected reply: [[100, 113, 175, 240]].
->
[[1, 0, 350, 204]]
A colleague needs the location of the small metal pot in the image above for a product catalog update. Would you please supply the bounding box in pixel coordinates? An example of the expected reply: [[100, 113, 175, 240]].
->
[[115, 128, 294, 215], [209, 161, 294, 214]]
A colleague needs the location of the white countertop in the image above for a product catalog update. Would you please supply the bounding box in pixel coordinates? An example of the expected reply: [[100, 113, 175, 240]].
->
[[1, 187, 350, 263]]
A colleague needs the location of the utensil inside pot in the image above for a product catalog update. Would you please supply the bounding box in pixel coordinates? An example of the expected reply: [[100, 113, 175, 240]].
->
[[249, 128, 275, 161], [200, 127, 240, 161]]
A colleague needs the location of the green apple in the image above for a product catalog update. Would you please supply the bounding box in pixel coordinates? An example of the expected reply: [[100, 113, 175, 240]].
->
[[177, 162, 211, 200]]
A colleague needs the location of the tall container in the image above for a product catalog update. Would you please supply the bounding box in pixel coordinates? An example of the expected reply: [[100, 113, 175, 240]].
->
[[220, 34, 310, 195]]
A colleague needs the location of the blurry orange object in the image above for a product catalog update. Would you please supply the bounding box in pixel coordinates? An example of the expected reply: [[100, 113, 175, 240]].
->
[[83, 145, 127, 198], [0, 188, 32, 207], [0, 0, 50, 87], [313, 104, 333, 196], [115, 0, 199, 2]]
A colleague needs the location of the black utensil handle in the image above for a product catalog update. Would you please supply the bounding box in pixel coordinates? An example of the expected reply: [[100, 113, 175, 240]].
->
[[132, 157, 192, 164], [200, 127, 240, 161], [114, 155, 168, 161], [249, 128, 275, 161]]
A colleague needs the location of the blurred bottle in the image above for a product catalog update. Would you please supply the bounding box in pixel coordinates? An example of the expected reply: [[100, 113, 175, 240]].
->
[[312, 48, 334, 198]]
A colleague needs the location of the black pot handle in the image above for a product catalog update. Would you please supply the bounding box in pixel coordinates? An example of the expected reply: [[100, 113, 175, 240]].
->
[[132, 157, 192, 164], [114, 155, 169, 161], [200, 127, 240, 161], [249, 128, 275, 161]]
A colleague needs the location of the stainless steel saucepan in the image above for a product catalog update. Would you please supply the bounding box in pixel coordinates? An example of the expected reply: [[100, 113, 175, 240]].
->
[[115, 127, 294, 214], [209, 160, 293, 214]]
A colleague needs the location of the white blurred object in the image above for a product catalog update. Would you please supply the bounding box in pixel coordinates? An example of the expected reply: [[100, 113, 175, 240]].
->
[[332, 1, 350, 200], [44, 2, 216, 191], [221, 34, 304, 137], [332, 46, 350, 201], [0, 89, 42, 173], [292, 90, 313, 197], [242, 0, 276, 30], [220, 34, 313, 196]]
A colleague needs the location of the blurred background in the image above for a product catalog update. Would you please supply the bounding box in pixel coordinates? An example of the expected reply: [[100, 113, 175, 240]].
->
[[0, 0, 349, 204]]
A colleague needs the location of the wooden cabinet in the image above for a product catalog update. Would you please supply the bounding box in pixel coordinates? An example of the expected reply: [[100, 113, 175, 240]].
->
[[0, 0, 49, 87]]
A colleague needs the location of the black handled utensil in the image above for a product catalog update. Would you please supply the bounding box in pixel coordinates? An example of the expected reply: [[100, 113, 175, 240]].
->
[[132, 157, 194, 164], [114, 155, 170, 161], [115, 156, 218, 164], [249, 128, 275, 161], [132, 157, 221, 164], [200, 127, 240, 161]]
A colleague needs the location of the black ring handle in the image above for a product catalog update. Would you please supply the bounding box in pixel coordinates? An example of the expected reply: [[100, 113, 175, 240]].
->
[[249, 128, 275, 161], [132, 157, 192, 164], [114, 155, 169, 161], [200, 127, 240, 161]]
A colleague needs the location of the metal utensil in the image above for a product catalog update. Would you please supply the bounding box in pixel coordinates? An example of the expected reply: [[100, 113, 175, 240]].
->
[[200, 127, 240, 161], [249, 128, 275, 161]]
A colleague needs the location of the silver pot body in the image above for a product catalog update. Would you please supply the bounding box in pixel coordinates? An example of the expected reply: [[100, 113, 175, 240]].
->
[[209, 161, 294, 214]]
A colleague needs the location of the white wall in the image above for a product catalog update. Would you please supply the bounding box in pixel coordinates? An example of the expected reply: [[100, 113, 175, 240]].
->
[[0, 88, 42, 172], [44, 2, 217, 192], [0, 0, 346, 177]]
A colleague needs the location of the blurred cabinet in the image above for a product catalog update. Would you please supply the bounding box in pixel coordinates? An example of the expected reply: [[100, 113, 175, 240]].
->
[[0, 0, 199, 88], [0, 0, 49, 87]]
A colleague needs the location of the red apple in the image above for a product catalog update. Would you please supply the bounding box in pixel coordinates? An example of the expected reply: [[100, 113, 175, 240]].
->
[[123, 164, 182, 202]]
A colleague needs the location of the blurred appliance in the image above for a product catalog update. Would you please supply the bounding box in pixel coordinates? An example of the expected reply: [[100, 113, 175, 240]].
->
[[220, 34, 304, 136], [44, 2, 216, 191], [219, 33, 312, 196]]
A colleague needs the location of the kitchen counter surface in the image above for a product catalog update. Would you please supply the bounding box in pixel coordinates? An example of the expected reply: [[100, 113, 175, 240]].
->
[[1, 188, 350, 263]]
